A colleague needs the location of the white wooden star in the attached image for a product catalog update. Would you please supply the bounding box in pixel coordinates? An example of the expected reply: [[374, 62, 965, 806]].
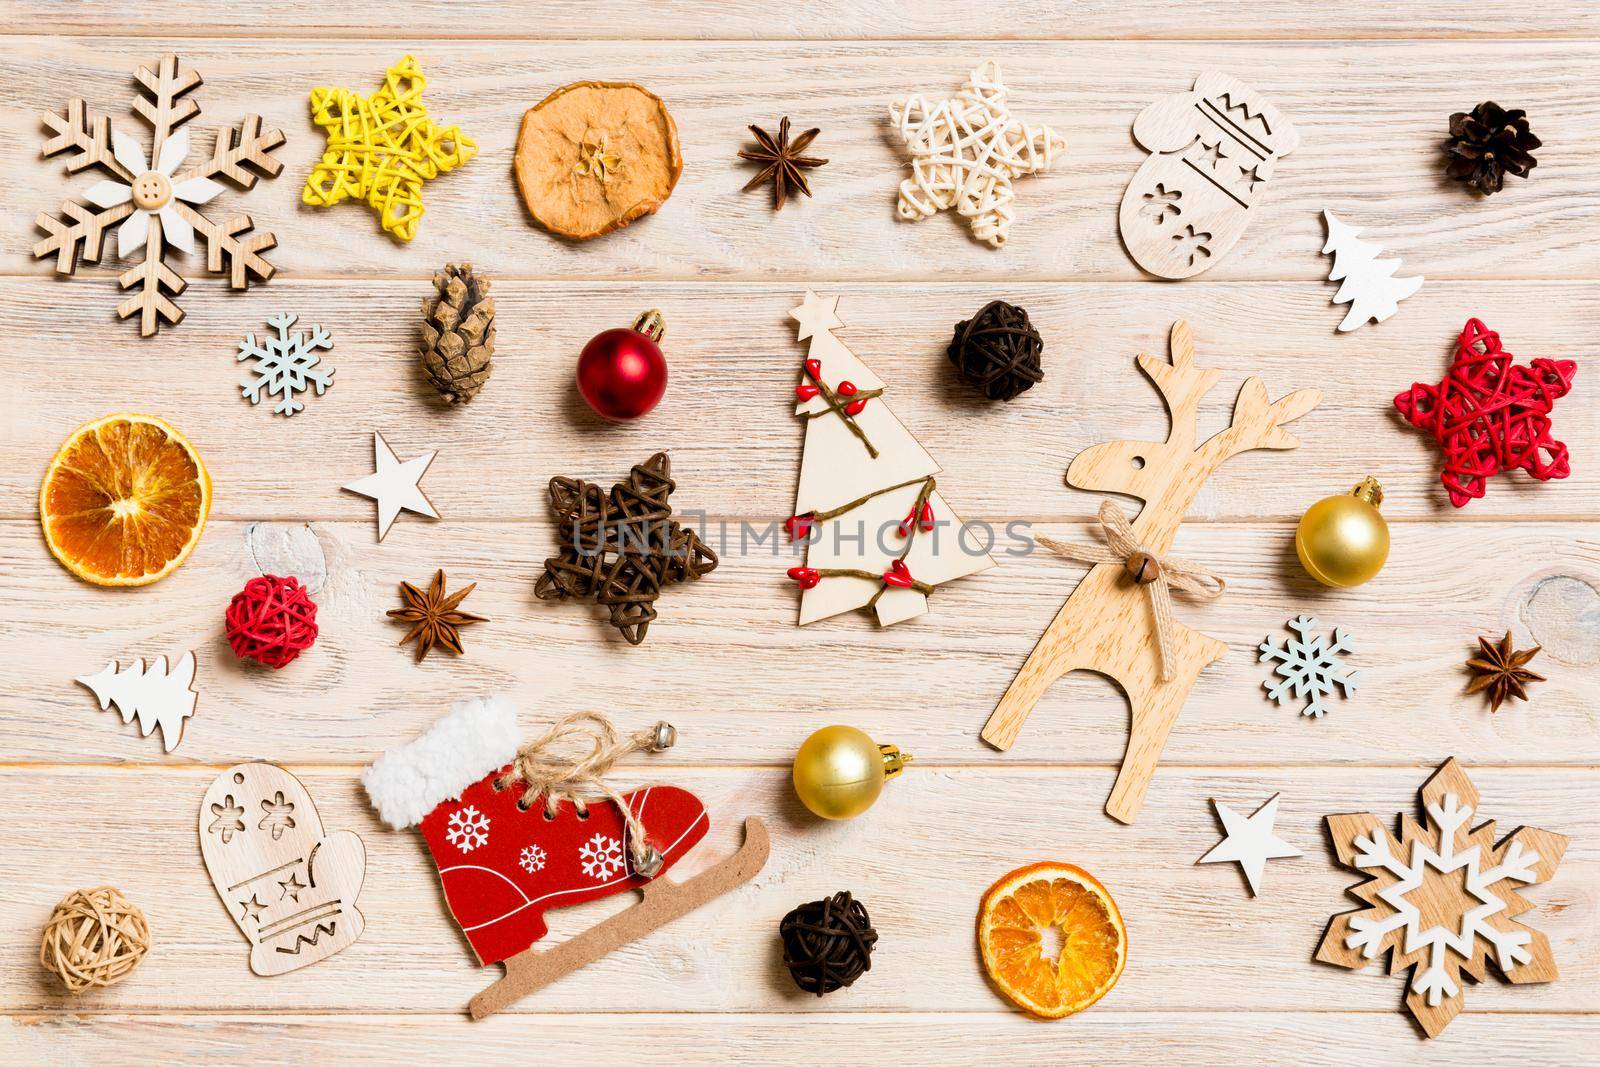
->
[[1197, 793, 1302, 896], [342, 431, 439, 541], [888, 60, 1065, 248]]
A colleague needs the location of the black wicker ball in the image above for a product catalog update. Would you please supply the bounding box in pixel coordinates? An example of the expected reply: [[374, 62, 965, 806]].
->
[[779, 891, 877, 996], [948, 300, 1044, 401]]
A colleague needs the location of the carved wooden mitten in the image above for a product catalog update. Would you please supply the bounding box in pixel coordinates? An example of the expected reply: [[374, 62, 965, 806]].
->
[[1118, 72, 1299, 279], [199, 762, 366, 975]]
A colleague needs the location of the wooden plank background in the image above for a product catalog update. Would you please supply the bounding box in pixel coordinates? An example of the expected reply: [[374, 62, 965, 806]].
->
[[2, 3, 1596, 1063]]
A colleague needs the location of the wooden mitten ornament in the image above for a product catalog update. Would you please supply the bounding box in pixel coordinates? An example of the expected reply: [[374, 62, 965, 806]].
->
[[199, 763, 366, 975], [981, 322, 1320, 822], [363, 697, 769, 1019], [1118, 73, 1298, 279]]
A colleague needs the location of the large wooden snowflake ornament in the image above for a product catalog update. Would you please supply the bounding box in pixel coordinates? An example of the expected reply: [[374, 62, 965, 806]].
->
[[33, 54, 284, 336], [1316, 758, 1567, 1038]]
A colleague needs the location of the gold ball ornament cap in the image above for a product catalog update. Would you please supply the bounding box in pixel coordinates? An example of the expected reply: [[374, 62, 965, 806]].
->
[[1295, 477, 1390, 588], [792, 725, 911, 821]]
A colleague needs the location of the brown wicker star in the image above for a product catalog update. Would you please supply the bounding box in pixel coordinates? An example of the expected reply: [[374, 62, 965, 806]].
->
[[1464, 630, 1545, 711], [738, 117, 827, 210], [388, 569, 488, 661], [535, 452, 717, 645]]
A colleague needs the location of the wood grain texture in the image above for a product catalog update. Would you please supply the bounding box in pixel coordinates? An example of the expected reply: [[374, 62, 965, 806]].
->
[[8, 2, 1600, 39], [1, 766, 1594, 1015], [2, 6, 1596, 1062], [4, 41, 1600, 283], [3, 280, 1597, 524]]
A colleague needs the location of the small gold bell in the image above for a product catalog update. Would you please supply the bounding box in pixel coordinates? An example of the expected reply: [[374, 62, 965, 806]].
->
[[1295, 477, 1390, 588], [1124, 551, 1161, 585], [792, 725, 912, 821]]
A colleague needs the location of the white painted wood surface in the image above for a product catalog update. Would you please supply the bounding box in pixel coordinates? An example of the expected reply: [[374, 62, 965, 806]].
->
[[1, 6, 1596, 1063]]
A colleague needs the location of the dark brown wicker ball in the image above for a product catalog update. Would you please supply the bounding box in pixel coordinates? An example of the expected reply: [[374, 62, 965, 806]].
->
[[948, 300, 1044, 401], [779, 891, 877, 996]]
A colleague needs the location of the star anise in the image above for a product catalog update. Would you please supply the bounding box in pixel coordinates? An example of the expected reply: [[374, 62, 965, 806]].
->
[[1464, 631, 1545, 712], [738, 117, 827, 210], [388, 569, 488, 661]]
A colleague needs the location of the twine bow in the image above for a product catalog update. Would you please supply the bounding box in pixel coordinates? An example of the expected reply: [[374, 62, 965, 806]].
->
[[494, 712, 676, 877], [1038, 501, 1226, 682]]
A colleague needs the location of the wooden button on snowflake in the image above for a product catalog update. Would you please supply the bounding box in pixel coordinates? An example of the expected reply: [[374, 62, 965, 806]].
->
[[1315, 759, 1567, 1038], [303, 55, 477, 242]]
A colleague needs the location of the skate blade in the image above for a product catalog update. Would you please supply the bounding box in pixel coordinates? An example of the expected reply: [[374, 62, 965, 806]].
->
[[468, 817, 770, 1020]]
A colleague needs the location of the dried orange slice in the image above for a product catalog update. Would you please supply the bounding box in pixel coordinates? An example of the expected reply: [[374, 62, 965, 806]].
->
[[40, 414, 211, 587], [977, 861, 1127, 1018]]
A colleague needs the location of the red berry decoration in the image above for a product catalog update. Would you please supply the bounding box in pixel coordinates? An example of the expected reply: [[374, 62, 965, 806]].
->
[[787, 566, 821, 589], [225, 574, 319, 669], [1395, 318, 1576, 507], [576, 310, 669, 421], [882, 560, 916, 588]]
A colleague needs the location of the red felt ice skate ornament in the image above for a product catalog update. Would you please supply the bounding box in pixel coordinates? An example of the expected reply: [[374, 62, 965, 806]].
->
[[363, 698, 769, 1020], [1395, 318, 1576, 507]]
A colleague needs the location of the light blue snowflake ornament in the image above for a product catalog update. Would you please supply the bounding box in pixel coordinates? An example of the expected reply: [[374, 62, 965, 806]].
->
[[238, 312, 334, 416], [1259, 614, 1358, 718]]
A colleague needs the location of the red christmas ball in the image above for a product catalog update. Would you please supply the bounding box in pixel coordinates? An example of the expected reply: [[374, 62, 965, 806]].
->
[[225, 574, 319, 669], [577, 310, 668, 421]]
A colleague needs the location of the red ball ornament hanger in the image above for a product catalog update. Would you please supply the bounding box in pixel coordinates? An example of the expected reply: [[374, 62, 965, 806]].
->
[[1395, 317, 1576, 507], [576, 310, 669, 421], [225, 574, 319, 669]]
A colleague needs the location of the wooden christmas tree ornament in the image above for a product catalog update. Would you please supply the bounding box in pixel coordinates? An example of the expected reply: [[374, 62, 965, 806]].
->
[[784, 292, 994, 626], [1118, 73, 1298, 279], [981, 321, 1320, 823], [33, 54, 285, 335], [1320, 211, 1423, 331], [76, 650, 199, 752], [199, 763, 366, 975], [1316, 758, 1567, 1038]]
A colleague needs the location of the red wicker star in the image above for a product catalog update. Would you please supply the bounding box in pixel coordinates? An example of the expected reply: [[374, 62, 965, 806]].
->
[[1394, 318, 1576, 507]]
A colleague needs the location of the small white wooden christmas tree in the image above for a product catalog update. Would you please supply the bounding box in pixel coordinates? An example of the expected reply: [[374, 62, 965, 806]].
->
[[1321, 210, 1423, 331], [76, 651, 199, 752], [785, 291, 994, 625]]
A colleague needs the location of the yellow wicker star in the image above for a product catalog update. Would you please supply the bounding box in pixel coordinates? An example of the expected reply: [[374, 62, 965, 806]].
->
[[302, 55, 477, 242]]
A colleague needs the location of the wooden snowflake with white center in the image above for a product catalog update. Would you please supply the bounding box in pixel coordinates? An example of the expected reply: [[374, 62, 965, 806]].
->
[[33, 54, 285, 336], [1316, 758, 1568, 1038]]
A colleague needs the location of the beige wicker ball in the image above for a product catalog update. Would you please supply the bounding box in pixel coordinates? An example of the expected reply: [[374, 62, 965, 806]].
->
[[39, 886, 151, 992]]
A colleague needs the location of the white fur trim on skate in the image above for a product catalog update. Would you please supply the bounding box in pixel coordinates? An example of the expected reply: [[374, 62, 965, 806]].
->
[[363, 694, 521, 829]]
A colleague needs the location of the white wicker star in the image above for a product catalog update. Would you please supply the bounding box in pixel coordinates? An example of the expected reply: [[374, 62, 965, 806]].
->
[[889, 60, 1065, 248]]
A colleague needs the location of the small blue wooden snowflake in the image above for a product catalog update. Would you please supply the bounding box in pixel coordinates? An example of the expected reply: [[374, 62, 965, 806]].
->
[[238, 312, 334, 416], [1259, 614, 1358, 718]]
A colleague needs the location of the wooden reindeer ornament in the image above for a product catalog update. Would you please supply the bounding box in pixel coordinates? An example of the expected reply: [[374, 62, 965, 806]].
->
[[981, 322, 1320, 822]]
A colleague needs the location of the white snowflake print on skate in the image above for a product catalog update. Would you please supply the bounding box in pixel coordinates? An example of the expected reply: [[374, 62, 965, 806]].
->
[[238, 312, 334, 416], [578, 833, 625, 880], [1316, 759, 1568, 1038], [519, 844, 547, 874], [444, 805, 490, 853], [1259, 614, 1358, 717]]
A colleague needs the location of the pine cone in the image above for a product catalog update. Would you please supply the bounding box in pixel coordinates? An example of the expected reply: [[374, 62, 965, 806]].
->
[[420, 264, 495, 403], [1444, 102, 1540, 195]]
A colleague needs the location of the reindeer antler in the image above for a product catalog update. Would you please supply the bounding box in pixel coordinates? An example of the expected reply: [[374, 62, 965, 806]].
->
[[1136, 321, 1222, 451], [1199, 377, 1322, 466]]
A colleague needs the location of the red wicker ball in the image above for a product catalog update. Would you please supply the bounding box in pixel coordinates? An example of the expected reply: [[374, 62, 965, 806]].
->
[[225, 575, 319, 669]]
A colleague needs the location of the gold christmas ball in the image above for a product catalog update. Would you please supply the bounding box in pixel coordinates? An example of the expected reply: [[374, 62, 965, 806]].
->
[[792, 725, 911, 820], [1295, 477, 1389, 588]]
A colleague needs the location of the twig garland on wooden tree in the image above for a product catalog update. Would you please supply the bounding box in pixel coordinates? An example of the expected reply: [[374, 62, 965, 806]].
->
[[33, 54, 285, 335], [1394, 318, 1576, 507], [981, 321, 1320, 823], [535, 453, 718, 645], [783, 291, 993, 626]]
